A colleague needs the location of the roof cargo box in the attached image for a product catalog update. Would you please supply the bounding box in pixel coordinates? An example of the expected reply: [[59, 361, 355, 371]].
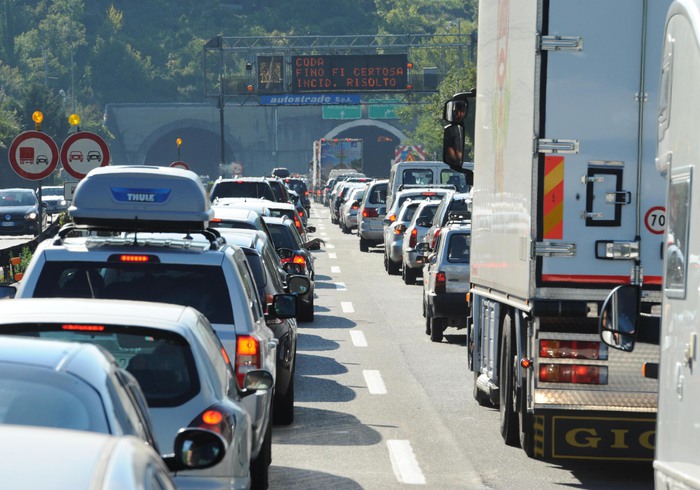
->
[[68, 165, 213, 231]]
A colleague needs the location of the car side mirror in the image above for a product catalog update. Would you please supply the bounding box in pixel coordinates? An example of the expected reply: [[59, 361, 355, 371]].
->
[[165, 427, 227, 472], [276, 248, 294, 260], [240, 369, 274, 397], [306, 226, 316, 233], [0, 285, 17, 299], [287, 274, 311, 295], [269, 293, 298, 319], [415, 242, 430, 253], [415, 217, 430, 228]]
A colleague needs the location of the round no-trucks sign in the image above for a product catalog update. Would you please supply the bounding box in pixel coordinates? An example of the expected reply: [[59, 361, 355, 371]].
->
[[8, 130, 59, 180], [170, 161, 190, 170], [60, 131, 111, 179], [644, 206, 666, 235]]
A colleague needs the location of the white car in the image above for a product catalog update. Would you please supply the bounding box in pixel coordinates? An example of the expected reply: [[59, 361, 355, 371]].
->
[[0, 298, 271, 490], [400, 199, 441, 284], [339, 186, 366, 234], [11, 166, 296, 489], [0, 425, 179, 489]]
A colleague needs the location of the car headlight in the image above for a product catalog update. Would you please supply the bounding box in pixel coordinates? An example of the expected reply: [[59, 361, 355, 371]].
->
[[24, 211, 37, 220], [59, 200, 67, 206]]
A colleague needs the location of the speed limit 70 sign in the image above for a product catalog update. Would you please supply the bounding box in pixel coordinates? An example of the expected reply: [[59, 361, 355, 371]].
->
[[644, 206, 666, 235]]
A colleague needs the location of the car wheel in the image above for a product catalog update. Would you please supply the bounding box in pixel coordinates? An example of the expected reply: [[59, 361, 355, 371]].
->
[[499, 314, 520, 446], [359, 238, 369, 252], [387, 258, 400, 275], [402, 264, 412, 284], [299, 299, 315, 322], [425, 313, 431, 335], [430, 317, 445, 342], [341, 223, 350, 234], [274, 366, 295, 425], [250, 418, 272, 490]]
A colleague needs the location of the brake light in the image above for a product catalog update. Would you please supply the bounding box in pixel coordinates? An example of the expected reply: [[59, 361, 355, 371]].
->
[[298, 210, 305, 217], [422, 192, 437, 196], [431, 228, 442, 249], [235, 335, 261, 387], [539, 340, 607, 360], [305, 191, 309, 197], [117, 255, 151, 263], [408, 228, 418, 248], [539, 364, 608, 385], [363, 208, 379, 218], [295, 219, 302, 232], [188, 404, 233, 441], [351, 204, 360, 210], [62, 324, 105, 332], [210, 218, 222, 223], [292, 254, 306, 267], [387, 213, 397, 223], [435, 271, 446, 294]]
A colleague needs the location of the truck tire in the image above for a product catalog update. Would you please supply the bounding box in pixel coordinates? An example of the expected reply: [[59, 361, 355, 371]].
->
[[359, 238, 369, 252], [499, 315, 520, 446]]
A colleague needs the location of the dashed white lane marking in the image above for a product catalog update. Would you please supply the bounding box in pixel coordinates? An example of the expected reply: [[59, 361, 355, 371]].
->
[[341, 301, 354, 313], [363, 369, 387, 394], [387, 440, 426, 485], [320, 232, 328, 237], [326, 243, 335, 249], [334, 282, 346, 291], [331, 266, 341, 273], [350, 330, 367, 347], [329, 253, 337, 259]]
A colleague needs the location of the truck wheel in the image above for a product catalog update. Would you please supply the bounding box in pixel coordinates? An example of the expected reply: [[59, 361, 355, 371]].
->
[[499, 315, 520, 446], [430, 317, 445, 342], [359, 238, 369, 252]]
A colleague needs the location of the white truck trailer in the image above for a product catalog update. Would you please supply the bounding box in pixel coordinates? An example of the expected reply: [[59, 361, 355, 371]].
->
[[442, 0, 669, 460], [601, 0, 700, 485]]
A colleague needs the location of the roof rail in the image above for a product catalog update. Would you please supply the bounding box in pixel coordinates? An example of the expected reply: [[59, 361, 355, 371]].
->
[[55, 223, 227, 251], [398, 184, 456, 192], [446, 211, 472, 223]]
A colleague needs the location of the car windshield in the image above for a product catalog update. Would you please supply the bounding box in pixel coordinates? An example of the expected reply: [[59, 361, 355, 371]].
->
[[0, 362, 109, 432], [1, 324, 200, 408], [32, 261, 234, 325], [211, 181, 275, 201], [0, 191, 35, 207]]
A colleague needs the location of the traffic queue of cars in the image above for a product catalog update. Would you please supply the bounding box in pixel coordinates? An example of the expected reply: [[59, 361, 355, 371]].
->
[[324, 161, 472, 344], [0, 166, 317, 490]]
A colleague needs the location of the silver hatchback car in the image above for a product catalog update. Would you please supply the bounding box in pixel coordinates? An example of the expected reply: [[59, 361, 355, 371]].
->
[[419, 219, 472, 342], [357, 179, 388, 252], [401, 200, 441, 284]]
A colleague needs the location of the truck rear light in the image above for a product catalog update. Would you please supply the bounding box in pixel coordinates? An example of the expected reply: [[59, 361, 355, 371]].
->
[[539, 364, 608, 384], [363, 208, 378, 218], [435, 271, 446, 293], [408, 228, 418, 248], [235, 335, 261, 387], [188, 404, 234, 442], [539, 340, 607, 360]]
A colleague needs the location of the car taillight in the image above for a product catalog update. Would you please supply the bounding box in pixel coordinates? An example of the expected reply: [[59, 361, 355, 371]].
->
[[351, 203, 359, 210], [298, 210, 305, 217], [394, 224, 406, 235], [539, 340, 607, 360], [292, 254, 306, 267], [188, 403, 234, 442], [387, 213, 397, 223], [305, 191, 309, 197], [235, 335, 261, 387], [408, 228, 418, 248], [363, 208, 379, 218], [435, 271, 446, 293], [295, 219, 302, 232], [539, 364, 608, 385], [431, 228, 442, 249]]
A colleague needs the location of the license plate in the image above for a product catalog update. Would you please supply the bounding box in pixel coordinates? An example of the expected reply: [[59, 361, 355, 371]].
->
[[1, 222, 14, 227]]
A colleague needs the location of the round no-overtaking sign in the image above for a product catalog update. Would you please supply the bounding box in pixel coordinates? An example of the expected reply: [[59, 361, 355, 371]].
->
[[60, 132, 111, 179]]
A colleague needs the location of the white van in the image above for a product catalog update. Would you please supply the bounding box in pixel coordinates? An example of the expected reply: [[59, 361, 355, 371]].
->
[[386, 160, 473, 209]]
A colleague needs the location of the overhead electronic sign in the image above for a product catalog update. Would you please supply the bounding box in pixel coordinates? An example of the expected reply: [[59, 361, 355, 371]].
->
[[291, 54, 408, 93]]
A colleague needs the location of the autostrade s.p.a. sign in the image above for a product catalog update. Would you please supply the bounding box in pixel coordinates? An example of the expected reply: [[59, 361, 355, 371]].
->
[[291, 54, 408, 92]]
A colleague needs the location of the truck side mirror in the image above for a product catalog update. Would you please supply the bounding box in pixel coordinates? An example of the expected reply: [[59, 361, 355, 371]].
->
[[599, 284, 641, 352], [442, 124, 465, 169]]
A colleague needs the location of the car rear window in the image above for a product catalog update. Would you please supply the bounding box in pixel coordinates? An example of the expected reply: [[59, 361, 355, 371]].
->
[[0, 363, 109, 432], [267, 224, 297, 250], [368, 184, 387, 204], [284, 179, 307, 195], [402, 169, 433, 186], [440, 170, 469, 192], [32, 261, 234, 325], [211, 181, 275, 201], [419, 203, 439, 222], [399, 202, 422, 222], [447, 234, 470, 263], [1, 324, 200, 408]]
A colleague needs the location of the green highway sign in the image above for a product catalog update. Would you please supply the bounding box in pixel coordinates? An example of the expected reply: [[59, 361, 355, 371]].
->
[[368, 99, 400, 119], [322, 105, 361, 120]]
